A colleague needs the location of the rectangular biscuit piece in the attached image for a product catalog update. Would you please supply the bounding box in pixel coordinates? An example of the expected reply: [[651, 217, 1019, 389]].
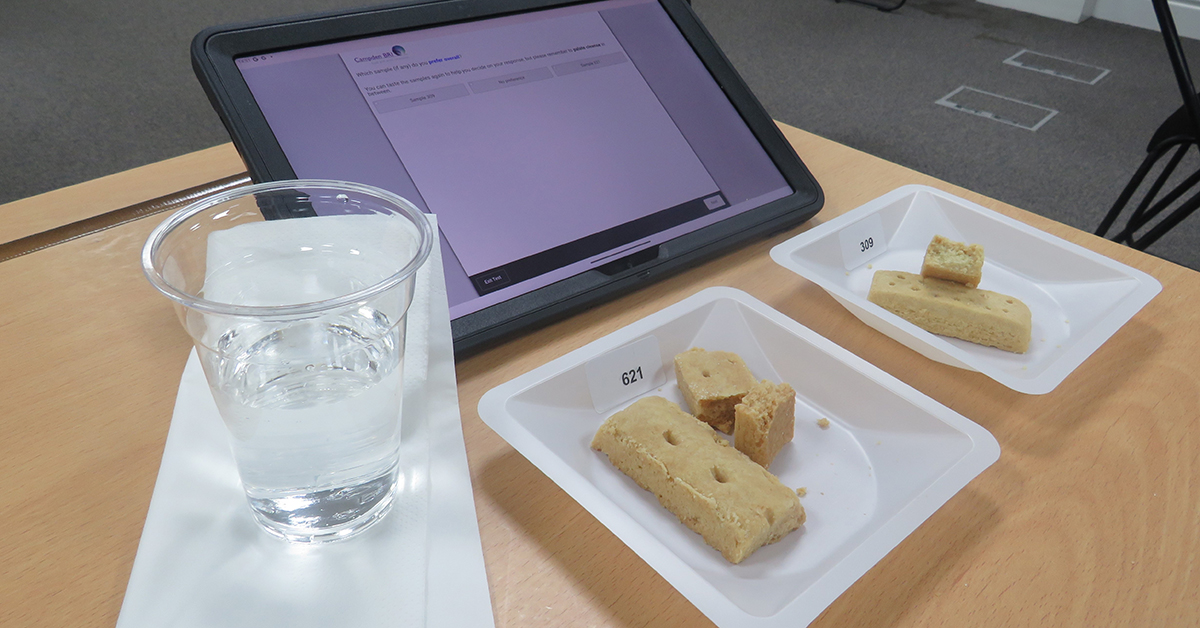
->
[[868, 270, 1032, 353], [922, 234, 984, 288], [734, 380, 796, 469], [591, 396, 805, 564], [674, 347, 757, 434]]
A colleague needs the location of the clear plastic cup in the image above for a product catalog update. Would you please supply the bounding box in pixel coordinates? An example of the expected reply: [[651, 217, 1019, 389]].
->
[[142, 179, 433, 543]]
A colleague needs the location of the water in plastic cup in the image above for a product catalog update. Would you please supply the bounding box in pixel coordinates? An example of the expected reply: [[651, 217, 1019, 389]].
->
[[142, 180, 433, 543]]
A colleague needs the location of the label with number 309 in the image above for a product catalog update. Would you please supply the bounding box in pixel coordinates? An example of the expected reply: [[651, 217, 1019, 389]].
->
[[585, 335, 667, 414], [838, 213, 888, 270]]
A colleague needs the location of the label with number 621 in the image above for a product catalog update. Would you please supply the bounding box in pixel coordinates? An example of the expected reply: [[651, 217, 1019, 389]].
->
[[585, 335, 667, 413], [837, 213, 888, 270]]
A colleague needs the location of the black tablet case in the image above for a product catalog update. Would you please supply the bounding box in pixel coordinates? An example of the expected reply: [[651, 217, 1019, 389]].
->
[[191, 0, 824, 355]]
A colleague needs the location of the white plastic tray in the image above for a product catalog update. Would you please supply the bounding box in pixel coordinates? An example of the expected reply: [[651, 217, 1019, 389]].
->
[[770, 185, 1162, 394], [477, 287, 1000, 628]]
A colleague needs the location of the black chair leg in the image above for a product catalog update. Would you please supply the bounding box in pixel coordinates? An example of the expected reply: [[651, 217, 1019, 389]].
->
[[1104, 0, 1200, 250], [1097, 145, 1177, 237], [1105, 142, 1200, 247], [1111, 145, 1197, 243], [1130, 188, 1200, 249], [1126, 144, 1190, 228]]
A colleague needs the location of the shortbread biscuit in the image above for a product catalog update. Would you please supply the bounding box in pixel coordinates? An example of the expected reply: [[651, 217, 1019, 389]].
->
[[674, 347, 757, 434], [591, 396, 804, 564], [921, 235, 984, 288], [867, 270, 1032, 353], [734, 380, 796, 469]]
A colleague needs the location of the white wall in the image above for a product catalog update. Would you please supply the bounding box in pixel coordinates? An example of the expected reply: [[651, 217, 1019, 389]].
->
[[1092, 0, 1200, 40], [978, 0, 1200, 40], [976, 0, 1097, 23]]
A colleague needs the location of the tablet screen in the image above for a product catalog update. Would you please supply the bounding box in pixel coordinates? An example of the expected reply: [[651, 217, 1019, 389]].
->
[[233, 0, 792, 321]]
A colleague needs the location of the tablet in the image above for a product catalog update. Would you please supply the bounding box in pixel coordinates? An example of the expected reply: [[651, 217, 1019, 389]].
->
[[192, 0, 823, 355]]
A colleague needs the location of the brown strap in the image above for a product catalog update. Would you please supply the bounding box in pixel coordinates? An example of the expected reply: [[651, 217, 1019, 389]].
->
[[0, 173, 252, 264]]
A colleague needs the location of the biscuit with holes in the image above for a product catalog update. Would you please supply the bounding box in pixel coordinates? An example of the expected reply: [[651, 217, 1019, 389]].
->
[[674, 347, 757, 434], [591, 396, 804, 563], [868, 270, 1031, 353]]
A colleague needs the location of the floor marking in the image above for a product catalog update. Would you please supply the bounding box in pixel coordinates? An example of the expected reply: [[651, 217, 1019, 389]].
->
[[1003, 49, 1111, 85], [935, 86, 1058, 131]]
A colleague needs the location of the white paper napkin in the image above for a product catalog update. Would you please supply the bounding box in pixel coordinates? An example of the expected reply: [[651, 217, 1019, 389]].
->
[[118, 215, 493, 628]]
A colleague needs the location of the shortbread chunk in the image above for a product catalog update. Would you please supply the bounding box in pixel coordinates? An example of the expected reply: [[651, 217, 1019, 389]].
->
[[734, 380, 796, 469], [591, 396, 805, 564], [674, 347, 757, 434], [867, 270, 1032, 353], [921, 235, 984, 288]]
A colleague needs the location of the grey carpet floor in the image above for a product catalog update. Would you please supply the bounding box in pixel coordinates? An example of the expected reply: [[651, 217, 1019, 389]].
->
[[1, 0, 373, 202], [3, 0, 1199, 270], [694, 0, 1200, 270]]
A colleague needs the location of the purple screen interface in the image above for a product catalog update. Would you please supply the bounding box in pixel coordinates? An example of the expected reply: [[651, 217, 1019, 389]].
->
[[238, 0, 790, 319]]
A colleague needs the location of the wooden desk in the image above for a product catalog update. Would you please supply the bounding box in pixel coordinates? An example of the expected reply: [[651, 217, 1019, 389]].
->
[[3, 124, 1197, 627]]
